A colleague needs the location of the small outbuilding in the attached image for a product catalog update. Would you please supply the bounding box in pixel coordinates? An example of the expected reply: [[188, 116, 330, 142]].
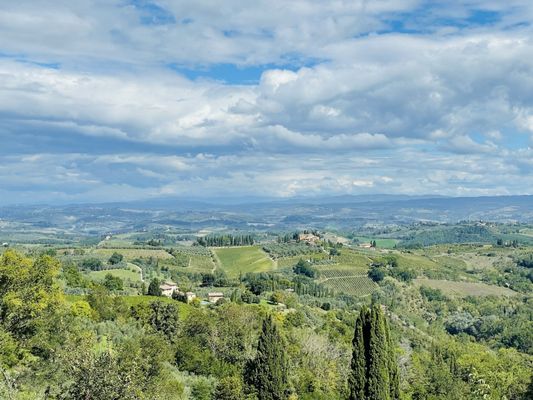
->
[[208, 292, 224, 303]]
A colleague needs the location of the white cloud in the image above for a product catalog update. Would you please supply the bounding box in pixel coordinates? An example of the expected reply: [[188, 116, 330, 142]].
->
[[443, 135, 498, 154], [1, 1, 533, 202]]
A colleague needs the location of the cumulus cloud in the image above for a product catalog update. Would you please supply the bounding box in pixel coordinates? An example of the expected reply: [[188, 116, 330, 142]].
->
[[0, 0, 533, 203]]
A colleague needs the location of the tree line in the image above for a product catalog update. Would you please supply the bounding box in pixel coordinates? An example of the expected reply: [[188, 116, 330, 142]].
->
[[196, 234, 255, 247]]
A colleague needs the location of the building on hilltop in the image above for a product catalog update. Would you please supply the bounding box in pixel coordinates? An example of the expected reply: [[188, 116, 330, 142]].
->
[[298, 233, 320, 243]]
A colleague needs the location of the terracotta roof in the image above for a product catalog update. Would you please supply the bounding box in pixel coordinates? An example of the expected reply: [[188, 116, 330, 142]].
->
[[160, 283, 177, 290]]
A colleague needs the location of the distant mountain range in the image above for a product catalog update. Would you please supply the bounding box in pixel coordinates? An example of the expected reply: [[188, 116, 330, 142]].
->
[[0, 195, 531, 240]]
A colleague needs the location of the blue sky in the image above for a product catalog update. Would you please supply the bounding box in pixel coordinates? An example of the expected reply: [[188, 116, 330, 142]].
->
[[0, 1, 533, 205]]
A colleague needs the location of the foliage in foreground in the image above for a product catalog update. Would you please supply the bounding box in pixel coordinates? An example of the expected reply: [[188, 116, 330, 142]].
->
[[0, 249, 532, 399]]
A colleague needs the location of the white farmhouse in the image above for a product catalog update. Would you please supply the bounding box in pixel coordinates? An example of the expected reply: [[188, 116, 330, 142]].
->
[[159, 282, 178, 297]]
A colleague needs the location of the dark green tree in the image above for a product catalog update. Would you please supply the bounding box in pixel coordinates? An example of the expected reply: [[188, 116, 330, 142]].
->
[[385, 318, 400, 400], [367, 306, 390, 399], [348, 305, 400, 400], [79, 257, 103, 271], [148, 301, 179, 341], [245, 316, 288, 400], [368, 267, 386, 282], [349, 307, 368, 400], [147, 278, 162, 296], [108, 252, 123, 265], [103, 273, 123, 291]]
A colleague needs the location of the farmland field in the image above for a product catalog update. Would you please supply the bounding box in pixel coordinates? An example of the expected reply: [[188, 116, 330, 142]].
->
[[214, 246, 275, 277], [334, 249, 372, 268], [414, 278, 517, 297], [173, 246, 212, 257], [319, 268, 368, 278], [354, 236, 399, 249], [262, 242, 323, 258], [90, 248, 173, 261], [316, 252, 375, 296], [277, 253, 329, 268], [520, 228, 533, 237], [168, 246, 216, 273], [432, 255, 468, 269], [88, 264, 142, 283], [187, 254, 216, 273], [277, 256, 307, 268], [322, 275, 377, 296], [456, 253, 499, 271], [395, 252, 439, 271]]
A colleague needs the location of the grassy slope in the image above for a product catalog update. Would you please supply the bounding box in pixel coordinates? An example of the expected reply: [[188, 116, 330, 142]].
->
[[353, 236, 399, 249], [414, 278, 518, 297], [214, 246, 275, 277], [187, 254, 216, 274], [90, 248, 173, 261], [88, 264, 142, 283]]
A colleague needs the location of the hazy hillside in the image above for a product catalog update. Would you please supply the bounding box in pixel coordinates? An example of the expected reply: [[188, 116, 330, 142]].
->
[[1, 196, 531, 241]]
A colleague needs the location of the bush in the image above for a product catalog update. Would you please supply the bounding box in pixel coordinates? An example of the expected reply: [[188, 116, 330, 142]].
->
[[241, 290, 260, 304], [79, 258, 103, 271], [420, 286, 447, 301], [294, 259, 317, 278], [108, 252, 124, 265], [391, 266, 417, 282], [103, 273, 124, 291], [368, 267, 386, 282]]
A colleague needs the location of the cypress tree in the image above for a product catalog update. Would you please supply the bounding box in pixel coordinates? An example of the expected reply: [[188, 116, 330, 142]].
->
[[348, 305, 399, 400], [366, 306, 390, 399], [385, 318, 400, 400], [349, 307, 368, 400], [147, 278, 162, 296], [245, 316, 288, 400]]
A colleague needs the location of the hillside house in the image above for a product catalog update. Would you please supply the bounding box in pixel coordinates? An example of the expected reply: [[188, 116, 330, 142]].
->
[[173, 290, 196, 303], [359, 243, 372, 248], [160, 282, 178, 297], [298, 233, 320, 243], [208, 292, 224, 303]]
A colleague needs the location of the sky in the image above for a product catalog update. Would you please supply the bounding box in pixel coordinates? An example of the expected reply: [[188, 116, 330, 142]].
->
[[1, 1, 533, 205]]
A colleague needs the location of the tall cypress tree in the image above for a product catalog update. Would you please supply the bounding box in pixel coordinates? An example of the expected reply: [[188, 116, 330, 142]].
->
[[349, 307, 368, 400], [245, 316, 288, 400], [385, 318, 400, 400], [348, 305, 400, 400], [366, 306, 390, 399]]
